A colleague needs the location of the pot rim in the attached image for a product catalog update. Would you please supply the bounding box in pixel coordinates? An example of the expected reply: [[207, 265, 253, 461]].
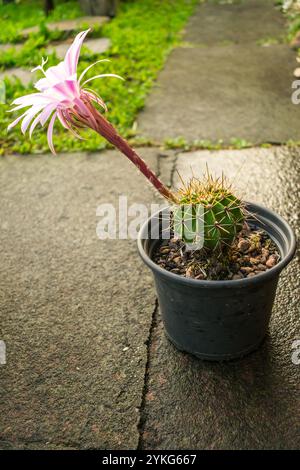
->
[[137, 202, 297, 289]]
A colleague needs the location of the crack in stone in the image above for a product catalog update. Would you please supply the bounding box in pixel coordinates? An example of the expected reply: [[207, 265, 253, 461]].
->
[[170, 152, 179, 190], [136, 151, 178, 449], [137, 299, 159, 450]]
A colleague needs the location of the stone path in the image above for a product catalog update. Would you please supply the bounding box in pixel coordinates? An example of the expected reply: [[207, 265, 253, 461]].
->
[[0, 18, 111, 86], [0, 0, 299, 451], [0, 68, 39, 87], [0, 146, 299, 450], [142, 146, 300, 450], [0, 149, 159, 450], [138, 0, 300, 144], [21, 16, 109, 37], [46, 38, 111, 60]]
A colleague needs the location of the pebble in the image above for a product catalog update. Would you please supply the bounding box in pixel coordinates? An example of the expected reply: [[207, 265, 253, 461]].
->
[[186, 266, 194, 278], [171, 268, 180, 274], [153, 224, 280, 281], [261, 247, 269, 263], [257, 263, 267, 271], [248, 243, 257, 253], [237, 239, 250, 253], [240, 266, 254, 274], [250, 257, 260, 265], [215, 262, 223, 274], [233, 273, 244, 280], [266, 255, 277, 268], [195, 273, 205, 280], [247, 272, 256, 278], [160, 247, 170, 254], [293, 67, 300, 78]]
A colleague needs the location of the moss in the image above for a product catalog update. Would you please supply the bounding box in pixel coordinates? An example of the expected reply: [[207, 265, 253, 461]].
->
[[1, 0, 199, 154]]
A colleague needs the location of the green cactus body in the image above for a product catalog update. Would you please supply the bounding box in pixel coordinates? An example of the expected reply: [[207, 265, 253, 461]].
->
[[174, 175, 244, 250]]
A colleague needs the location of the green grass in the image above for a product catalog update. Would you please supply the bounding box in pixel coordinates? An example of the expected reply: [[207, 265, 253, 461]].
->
[[164, 137, 253, 151], [0, 0, 199, 155], [0, 0, 82, 44], [164, 137, 299, 151], [287, 15, 300, 43], [277, 0, 300, 43]]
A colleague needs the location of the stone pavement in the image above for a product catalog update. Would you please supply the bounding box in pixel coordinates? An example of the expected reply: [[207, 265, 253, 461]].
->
[[0, 68, 39, 87], [0, 146, 299, 450], [138, 0, 300, 144], [141, 146, 300, 450], [21, 16, 109, 37], [0, 17, 111, 86], [0, 150, 159, 450], [0, 0, 300, 451]]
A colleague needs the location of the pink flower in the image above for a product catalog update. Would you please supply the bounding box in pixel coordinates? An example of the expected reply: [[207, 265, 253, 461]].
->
[[8, 29, 177, 203], [8, 29, 122, 154]]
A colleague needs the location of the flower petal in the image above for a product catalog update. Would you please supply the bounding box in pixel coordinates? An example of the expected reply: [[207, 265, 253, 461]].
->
[[44, 61, 69, 87], [29, 112, 43, 138], [78, 59, 110, 84], [82, 74, 124, 87], [57, 109, 69, 129], [7, 111, 28, 131], [82, 89, 107, 111], [73, 97, 98, 129], [49, 79, 80, 103], [40, 103, 57, 126], [21, 104, 45, 134], [12, 93, 49, 106], [64, 29, 90, 76], [47, 111, 58, 154], [34, 77, 52, 92]]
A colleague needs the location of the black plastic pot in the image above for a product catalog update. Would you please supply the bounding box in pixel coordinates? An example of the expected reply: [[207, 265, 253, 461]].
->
[[137, 203, 296, 361]]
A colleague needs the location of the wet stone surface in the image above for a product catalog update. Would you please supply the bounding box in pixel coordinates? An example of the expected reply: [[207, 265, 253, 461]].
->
[[185, 0, 285, 45], [0, 149, 160, 450], [1, 0, 300, 451], [140, 146, 300, 450], [138, 0, 300, 144]]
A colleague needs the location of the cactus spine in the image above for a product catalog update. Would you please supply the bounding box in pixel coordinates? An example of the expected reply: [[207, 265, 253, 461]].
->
[[173, 171, 245, 250]]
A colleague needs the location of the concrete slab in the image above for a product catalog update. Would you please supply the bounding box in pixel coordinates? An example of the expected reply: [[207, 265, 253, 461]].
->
[[0, 43, 23, 53], [139, 146, 300, 450], [185, 0, 285, 45], [0, 68, 38, 86], [138, 44, 300, 144], [21, 16, 109, 37], [47, 38, 111, 59], [0, 148, 163, 450]]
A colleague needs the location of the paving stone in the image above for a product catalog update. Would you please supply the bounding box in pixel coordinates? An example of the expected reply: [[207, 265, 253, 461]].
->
[[47, 38, 111, 59], [0, 148, 162, 450], [185, 0, 285, 45], [0, 43, 23, 53], [140, 146, 300, 450], [0, 68, 38, 86], [21, 16, 109, 37], [138, 43, 300, 144], [1, 0, 299, 452], [138, 0, 300, 144]]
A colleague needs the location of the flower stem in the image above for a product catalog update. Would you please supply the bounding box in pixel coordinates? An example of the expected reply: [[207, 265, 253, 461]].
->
[[94, 112, 178, 203]]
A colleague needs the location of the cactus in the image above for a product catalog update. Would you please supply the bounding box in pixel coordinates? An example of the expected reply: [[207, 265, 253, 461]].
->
[[173, 171, 245, 250]]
